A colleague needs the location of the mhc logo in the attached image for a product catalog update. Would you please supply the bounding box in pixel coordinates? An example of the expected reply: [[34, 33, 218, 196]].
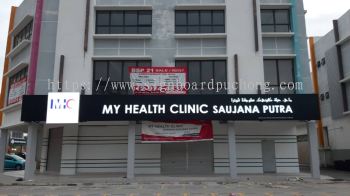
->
[[50, 98, 76, 109], [46, 92, 80, 124]]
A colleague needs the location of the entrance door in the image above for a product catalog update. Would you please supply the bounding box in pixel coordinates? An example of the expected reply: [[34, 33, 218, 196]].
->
[[161, 141, 213, 175], [262, 140, 276, 173], [46, 128, 63, 173]]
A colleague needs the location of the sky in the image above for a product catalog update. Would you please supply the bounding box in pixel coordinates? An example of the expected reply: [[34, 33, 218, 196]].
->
[[0, 0, 350, 80]]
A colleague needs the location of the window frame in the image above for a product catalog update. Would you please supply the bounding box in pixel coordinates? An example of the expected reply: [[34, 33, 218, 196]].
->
[[175, 60, 227, 94], [261, 9, 291, 33], [13, 21, 33, 48], [7, 67, 28, 106], [95, 10, 152, 34], [93, 60, 152, 95], [264, 59, 296, 94], [175, 10, 226, 34]]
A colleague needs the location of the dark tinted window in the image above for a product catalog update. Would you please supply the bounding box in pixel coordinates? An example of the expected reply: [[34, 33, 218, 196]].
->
[[261, 9, 291, 32], [93, 60, 151, 95], [175, 60, 227, 94], [96, 10, 152, 34], [175, 10, 225, 34], [264, 59, 295, 94]]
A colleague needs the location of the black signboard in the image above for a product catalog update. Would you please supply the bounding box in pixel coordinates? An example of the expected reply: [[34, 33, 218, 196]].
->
[[21, 94, 320, 122]]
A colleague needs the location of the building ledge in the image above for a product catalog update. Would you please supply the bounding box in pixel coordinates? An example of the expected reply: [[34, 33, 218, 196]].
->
[[344, 111, 350, 116], [262, 32, 294, 38], [175, 33, 227, 39], [336, 34, 350, 46], [175, 55, 227, 60], [93, 34, 152, 40], [6, 40, 31, 59], [92, 56, 152, 60], [263, 54, 296, 59], [175, 4, 226, 10], [3, 62, 29, 77], [260, 3, 292, 9], [10, 15, 33, 36], [1, 101, 22, 113], [94, 5, 152, 10], [339, 75, 350, 83]]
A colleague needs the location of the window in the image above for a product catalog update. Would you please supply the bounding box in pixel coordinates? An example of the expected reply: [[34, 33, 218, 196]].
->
[[175, 60, 227, 94], [13, 21, 33, 48], [175, 10, 225, 34], [93, 60, 151, 95], [96, 10, 152, 34], [261, 9, 291, 32], [264, 59, 295, 94], [7, 67, 28, 105]]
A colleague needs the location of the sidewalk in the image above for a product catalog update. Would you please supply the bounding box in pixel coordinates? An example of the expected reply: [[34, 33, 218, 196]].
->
[[0, 170, 339, 187]]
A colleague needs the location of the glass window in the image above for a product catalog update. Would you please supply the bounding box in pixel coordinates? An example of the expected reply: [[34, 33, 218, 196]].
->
[[275, 10, 289, 24], [176, 60, 227, 94], [97, 11, 110, 26], [264, 60, 278, 85], [109, 61, 123, 82], [139, 11, 152, 25], [96, 10, 152, 34], [213, 11, 225, 25], [175, 10, 225, 34], [111, 11, 123, 25], [278, 60, 294, 83], [93, 60, 151, 95], [264, 59, 295, 94], [125, 11, 138, 26], [176, 11, 187, 25], [188, 11, 200, 25], [200, 11, 212, 25], [261, 9, 291, 32], [13, 21, 33, 48], [94, 61, 108, 81]]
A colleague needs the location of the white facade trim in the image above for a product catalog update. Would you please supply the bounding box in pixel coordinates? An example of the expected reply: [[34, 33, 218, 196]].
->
[[175, 4, 226, 10], [3, 62, 29, 77], [93, 34, 152, 40], [6, 40, 31, 59], [175, 33, 227, 39]]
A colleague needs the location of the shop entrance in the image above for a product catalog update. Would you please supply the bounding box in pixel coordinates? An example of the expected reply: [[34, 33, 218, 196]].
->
[[161, 141, 213, 175]]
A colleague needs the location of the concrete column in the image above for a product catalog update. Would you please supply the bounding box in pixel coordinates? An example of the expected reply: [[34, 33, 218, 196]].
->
[[228, 122, 238, 178], [308, 121, 321, 179], [127, 121, 136, 179], [24, 124, 39, 180], [0, 130, 8, 172]]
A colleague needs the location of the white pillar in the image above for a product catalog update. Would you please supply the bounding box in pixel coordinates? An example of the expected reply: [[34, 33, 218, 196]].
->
[[228, 122, 238, 178], [308, 121, 320, 179], [127, 121, 136, 179], [24, 124, 39, 180], [0, 130, 8, 172]]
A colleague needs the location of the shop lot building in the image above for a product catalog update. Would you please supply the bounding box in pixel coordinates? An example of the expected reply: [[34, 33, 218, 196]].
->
[[0, 0, 321, 180], [309, 9, 350, 168]]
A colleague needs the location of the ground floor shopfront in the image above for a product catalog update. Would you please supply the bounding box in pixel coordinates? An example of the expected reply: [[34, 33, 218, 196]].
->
[[4, 121, 316, 178]]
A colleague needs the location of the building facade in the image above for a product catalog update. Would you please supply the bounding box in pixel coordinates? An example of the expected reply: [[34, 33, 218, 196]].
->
[[0, 0, 321, 179], [310, 10, 350, 167]]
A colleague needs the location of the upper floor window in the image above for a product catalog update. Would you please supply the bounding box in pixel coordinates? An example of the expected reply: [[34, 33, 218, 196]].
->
[[96, 10, 152, 34], [8, 67, 28, 105], [175, 10, 225, 34], [13, 21, 33, 48], [175, 60, 227, 94], [93, 60, 151, 95], [264, 59, 295, 94], [261, 9, 291, 32]]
